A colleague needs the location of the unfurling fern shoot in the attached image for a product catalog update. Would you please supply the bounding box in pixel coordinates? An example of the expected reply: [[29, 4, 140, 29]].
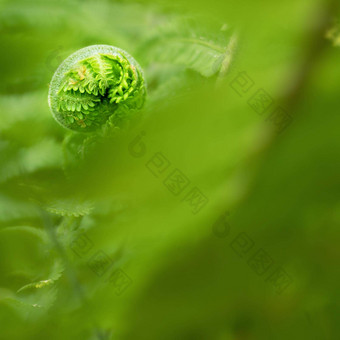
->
[[48, 45, 146, 132]]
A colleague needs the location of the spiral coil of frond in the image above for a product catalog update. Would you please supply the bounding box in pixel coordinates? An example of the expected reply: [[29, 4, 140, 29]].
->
[[48, 45, 146, 132]]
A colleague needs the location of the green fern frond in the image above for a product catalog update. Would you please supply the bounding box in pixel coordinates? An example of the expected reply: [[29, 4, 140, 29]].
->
[[139, 17, 236, 77], [17, 259, 64, 294], [45, 198, 94, 217], [49, 45, 146, 132], [17, 280, 53, 294], [57, 90, 100, 113]]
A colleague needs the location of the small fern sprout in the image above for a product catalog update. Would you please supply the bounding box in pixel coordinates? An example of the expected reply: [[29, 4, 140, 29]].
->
[[48, 45, 146, 132]]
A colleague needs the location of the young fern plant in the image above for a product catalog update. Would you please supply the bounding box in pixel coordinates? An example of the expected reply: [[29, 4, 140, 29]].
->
[[48, 45, 146, 132]]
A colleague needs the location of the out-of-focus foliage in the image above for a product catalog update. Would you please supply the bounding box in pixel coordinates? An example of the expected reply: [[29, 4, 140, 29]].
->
[[0, 0, 339, 339]]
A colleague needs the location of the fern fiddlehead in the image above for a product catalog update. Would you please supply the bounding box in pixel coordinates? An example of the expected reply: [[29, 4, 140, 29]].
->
[[48, 45, 146, 132]]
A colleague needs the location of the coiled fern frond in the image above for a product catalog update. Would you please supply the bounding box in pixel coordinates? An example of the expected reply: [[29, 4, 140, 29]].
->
[[48, 45, 146, 132]]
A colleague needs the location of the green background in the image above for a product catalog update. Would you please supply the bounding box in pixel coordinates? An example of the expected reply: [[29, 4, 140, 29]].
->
[[0, 0, 339, 339]]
